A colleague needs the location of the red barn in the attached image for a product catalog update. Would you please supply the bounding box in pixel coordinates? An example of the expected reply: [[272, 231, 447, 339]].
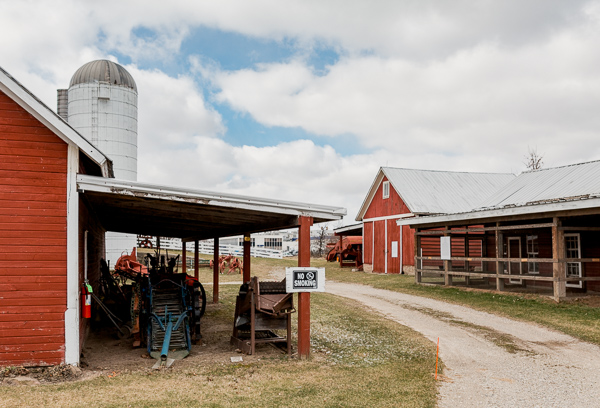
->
[[356, 167, 514, 274], [0, 67, 113, 366]]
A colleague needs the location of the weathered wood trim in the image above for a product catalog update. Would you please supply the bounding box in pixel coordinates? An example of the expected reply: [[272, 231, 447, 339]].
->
[[416, 223, 554, 235], [552, 217, 566, 300], [65, 143, 79, 366]]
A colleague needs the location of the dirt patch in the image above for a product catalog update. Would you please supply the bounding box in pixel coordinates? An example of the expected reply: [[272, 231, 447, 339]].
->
[[1, 364, 83, 385]]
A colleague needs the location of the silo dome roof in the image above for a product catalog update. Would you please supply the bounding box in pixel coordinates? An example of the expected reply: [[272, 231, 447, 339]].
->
[[70, 60, 137, 91]]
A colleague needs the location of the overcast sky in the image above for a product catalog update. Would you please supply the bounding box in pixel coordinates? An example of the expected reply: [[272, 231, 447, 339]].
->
[[2, 0, 600, 225]]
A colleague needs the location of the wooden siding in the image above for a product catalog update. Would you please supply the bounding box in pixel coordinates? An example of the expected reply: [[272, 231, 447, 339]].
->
[[363, 222, 373, 263], [364, 176, 410, 219], [0, 90, 67, 366], [363, 176, 415, 273]]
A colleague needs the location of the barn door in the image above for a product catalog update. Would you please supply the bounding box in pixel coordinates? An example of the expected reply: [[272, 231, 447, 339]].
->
[[508, 237, 522, 284]]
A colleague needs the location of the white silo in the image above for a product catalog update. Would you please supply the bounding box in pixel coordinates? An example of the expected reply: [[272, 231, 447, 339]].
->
[[60, 59, 139, 267]]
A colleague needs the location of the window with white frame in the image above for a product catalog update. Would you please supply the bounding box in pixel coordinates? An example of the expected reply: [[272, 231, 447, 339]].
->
[[565, 233, 582, 288], [264, 237, 282, 249], [382, 181, 390, 199], [526, 235, 539, 274]]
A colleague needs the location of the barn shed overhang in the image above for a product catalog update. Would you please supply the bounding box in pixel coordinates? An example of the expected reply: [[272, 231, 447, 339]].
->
[[77, 175, 346, 240], [333, 223, 363, 237]]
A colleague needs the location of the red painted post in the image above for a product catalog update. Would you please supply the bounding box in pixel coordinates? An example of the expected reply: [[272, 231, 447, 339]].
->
[[298, 216, 313, 359], [194, 240, 199, 280], [338, 234, 343, 267], [243, 233, 251, 283], [213, 237, 219, 303], [181, 241, 187, 275]]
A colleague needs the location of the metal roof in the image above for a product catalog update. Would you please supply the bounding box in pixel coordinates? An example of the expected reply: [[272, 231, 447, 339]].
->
[[356, 167, 515, 220], [70, 60, 137, 91], [477, 160, 600, 210], [333, 223, 363, 236], [77, 175, 346, 240], [398, 160, 600, 228]]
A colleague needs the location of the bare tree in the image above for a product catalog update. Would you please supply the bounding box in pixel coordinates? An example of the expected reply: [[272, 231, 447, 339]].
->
[[524, 146, 544, 170]]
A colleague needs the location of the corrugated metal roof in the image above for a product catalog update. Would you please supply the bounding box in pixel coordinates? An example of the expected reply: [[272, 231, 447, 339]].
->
[[383, 167, 516, 214], [70, 60, 137, 91], [477, 160, 600, 210]]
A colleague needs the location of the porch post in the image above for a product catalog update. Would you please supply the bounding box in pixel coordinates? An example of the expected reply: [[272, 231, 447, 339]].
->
[[298, 215, 313, 358], [243, 233, 251, 283], [495, 223, 504, 291], [444, 228, 452, 286], [213, 237, 219, 303], [338, 234, 343, 267], [415, 228, 421, 283], [552, 217, 566, 300], [194, 240, 199, 280], [181, 241, 187, 275], [464, 235, 470, 286]]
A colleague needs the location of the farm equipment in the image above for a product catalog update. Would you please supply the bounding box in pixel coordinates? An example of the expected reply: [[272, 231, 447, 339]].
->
[[327, 236, 363, 268], [109, 247, 206, 366], [210, 254, 243, 274], [146, 275, 205, 367], [231, 277, 294, 355]]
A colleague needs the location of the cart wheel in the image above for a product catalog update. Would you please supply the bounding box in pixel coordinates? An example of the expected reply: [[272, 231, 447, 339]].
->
[[117, 325, 133, 339]]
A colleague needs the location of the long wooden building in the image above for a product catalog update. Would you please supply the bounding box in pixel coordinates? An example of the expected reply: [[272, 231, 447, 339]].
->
[[356, 167, 514, 274], [399, 160, 600, 300]]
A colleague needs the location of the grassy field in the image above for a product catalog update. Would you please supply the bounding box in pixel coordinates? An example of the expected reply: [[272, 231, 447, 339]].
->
[[0, 275, 438, 408]]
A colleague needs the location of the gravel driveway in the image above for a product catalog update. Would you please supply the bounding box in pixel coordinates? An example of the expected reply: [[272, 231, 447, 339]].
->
[[327, 282, 600, 408]]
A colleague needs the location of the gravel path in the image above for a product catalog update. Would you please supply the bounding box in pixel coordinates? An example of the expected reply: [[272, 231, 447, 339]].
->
[[327, 282, 600, 408]]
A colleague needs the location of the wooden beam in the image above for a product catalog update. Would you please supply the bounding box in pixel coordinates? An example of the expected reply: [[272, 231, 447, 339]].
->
[[181, 241, 187, 275], [297, 215, 313, 359], [415, 228, 421, 284], [243, 234, 251, 283], [194, 240, 199, 280], [495, 222, 504, 291], [213, 237, 219, 303], [416, 222, 554, 235], [552, 217, 566, 301]]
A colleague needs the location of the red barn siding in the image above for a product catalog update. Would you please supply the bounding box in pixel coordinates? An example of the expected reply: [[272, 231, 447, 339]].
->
[[363, 222, 373, 263], [0, 90, 67, 366], [363, 176, 414, 273]]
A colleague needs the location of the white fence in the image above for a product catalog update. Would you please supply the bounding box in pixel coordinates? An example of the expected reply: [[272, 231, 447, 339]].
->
[[137, 236, 283, 259]]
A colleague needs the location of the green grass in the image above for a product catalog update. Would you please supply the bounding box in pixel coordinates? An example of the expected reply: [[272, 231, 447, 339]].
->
[[0, 283, 438, 408], [323, 259, 600, 346]]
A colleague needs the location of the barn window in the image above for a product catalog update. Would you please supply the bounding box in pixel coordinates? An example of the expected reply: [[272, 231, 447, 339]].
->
[[565, 233, 582, 288], [382, 181, 390, 199], [526, 235, 539, 274]]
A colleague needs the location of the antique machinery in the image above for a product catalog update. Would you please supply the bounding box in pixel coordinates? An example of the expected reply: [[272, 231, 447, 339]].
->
[[231, 277, 295, 355]]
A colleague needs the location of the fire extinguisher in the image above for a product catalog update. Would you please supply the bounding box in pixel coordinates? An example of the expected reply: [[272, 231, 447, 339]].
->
[[81, 281, 93, 319]]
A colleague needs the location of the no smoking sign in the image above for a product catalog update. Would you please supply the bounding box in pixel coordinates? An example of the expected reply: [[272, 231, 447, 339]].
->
[[285, 267, 325, 292]]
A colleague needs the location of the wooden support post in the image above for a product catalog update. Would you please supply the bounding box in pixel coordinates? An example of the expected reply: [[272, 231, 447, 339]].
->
[[464, 236, 470, 286], [552, 217, 566, 301], [213, 237, 219, 303], [415, 228, 421, 283], [194, 240, 199, 280], [243, 233, 251, 283], [444, 228, 452, 286], [338, 234, 343, 267], [298, 215, 313, 359], [181, 241, 187, 275], [495, 223, 504, 291]]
